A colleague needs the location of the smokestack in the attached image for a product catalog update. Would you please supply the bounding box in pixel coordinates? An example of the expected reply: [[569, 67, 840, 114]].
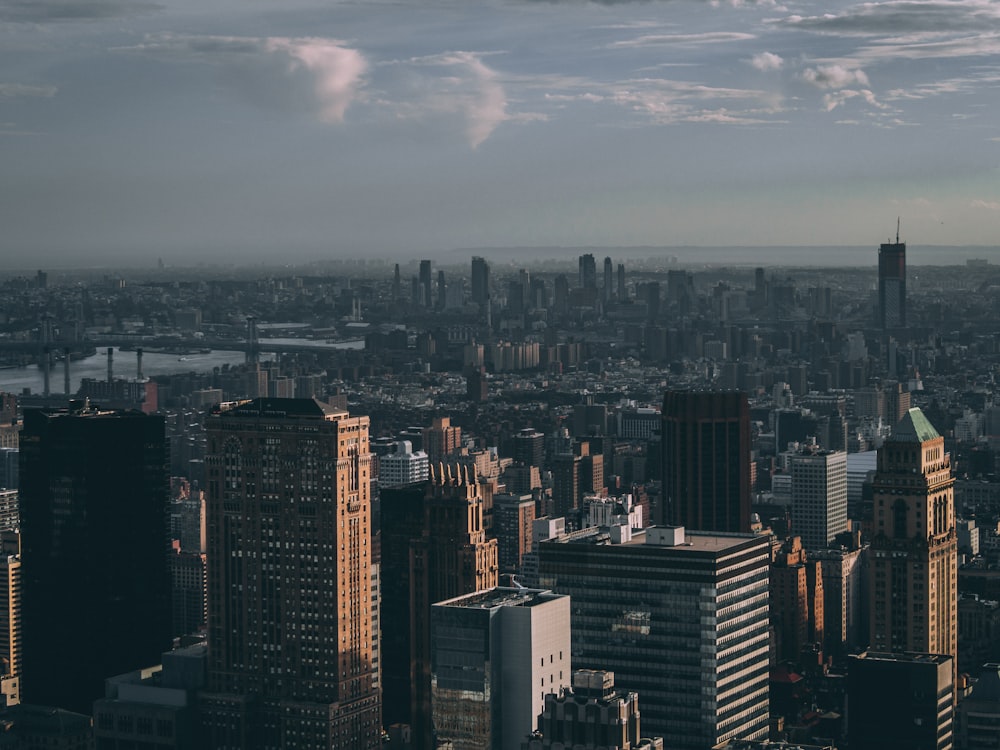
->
[[107, 347, 113, 383], [64, 348, 71, 395], [137, 348, 144, 381]]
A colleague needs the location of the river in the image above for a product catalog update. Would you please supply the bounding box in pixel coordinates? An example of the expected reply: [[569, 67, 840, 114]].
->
[[0, 348, 257, 396]]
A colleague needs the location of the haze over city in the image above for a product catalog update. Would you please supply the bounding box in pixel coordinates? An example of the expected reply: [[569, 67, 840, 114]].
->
[[2, 0, 999, 266]]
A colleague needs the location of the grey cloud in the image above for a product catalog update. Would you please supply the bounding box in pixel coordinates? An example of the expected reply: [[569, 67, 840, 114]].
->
[[0, 0, 160, 23], [118, 34, 367, 124], [776, 0, 1000, 36]]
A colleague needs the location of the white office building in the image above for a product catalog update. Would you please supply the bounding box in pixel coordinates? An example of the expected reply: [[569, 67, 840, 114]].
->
[[791, 449, 848, 550], [378, 440, 429, 488]]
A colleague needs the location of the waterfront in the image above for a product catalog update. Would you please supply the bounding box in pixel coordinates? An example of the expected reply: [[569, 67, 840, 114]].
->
[[0, 348, 255, 396]]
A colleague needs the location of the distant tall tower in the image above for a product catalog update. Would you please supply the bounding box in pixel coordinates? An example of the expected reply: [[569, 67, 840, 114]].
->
[[603, 256, 614, 303], [870, 408, 956, 660], [579, 253, 597, 290], [617, 262, 626, 301], [393, 263, 402, 301], [420, 259, 433, 309], [437, 269, 447, 311], [660, 391, 751, 532], [410, 463, 499, 747], [791, 448, 848, 550], [878, 222, 907, 329], [471, 256, 490, 309], [200, 398, 380, 749], [19, 403, 171, 713]]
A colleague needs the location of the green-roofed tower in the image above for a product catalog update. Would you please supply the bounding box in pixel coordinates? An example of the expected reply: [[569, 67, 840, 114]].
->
[[870, 407, 956, 666]]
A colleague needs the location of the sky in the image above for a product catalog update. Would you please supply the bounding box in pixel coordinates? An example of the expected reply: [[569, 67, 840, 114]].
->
[[1, 0, 999, 266]]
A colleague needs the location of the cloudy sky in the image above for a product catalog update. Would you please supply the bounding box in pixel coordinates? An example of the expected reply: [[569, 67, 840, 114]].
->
[[1, 0, 999, 265]]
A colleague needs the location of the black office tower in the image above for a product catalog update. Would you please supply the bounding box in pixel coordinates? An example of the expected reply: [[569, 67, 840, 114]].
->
[[19, 403, 171, 713], [878, 225, 906, 329], [661, 390, 751, 532]]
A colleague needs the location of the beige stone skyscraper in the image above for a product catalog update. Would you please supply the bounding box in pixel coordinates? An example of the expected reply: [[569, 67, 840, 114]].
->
[[870, 408, 956, 659], [200, 398, 380, 749]]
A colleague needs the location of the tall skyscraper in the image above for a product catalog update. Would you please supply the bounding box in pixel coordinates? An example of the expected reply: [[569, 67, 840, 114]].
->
[[790, 448, 848, 550], [870, 408, 956, 660], [660, 391, 751, 532], [436, 269, 447, 311], [0, 532, 21, 707], [200, 398, 380, 749], [537, 525, 770, 747], [878, 224, 906, 329], [419, 259, 433, 309], [471, 256, 490, 309], [603, 256, 614, 303], [430, 587, 570, 750], [19, 403, 171, 713], [578, 253, 597, 290], [409, 463, 499, 747]]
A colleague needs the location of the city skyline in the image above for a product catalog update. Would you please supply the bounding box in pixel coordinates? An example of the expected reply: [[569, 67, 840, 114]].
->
[[2, 0, 1000, 265]]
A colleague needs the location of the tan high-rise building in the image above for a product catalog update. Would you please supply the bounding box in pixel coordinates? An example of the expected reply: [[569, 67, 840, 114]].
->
[[423, 416, 462, 464], [200, 398, 380, 749], [410, 462, 498, 747], [870, 408, 956, 660], [770, 536, 824, 664], [0, 531, 21, 707]]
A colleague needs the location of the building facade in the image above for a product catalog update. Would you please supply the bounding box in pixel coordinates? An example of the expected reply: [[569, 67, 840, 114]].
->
[[19, 403, 171, 713], [537, 525, 770, 748], [410, 462, 499, 747], [848, 651, 953, 750], [869, 408, 957, 660], [878, 231, 906, 329], [790, 449, 848, 551], [431, 587, 570, 750], [661, 391, 751, 532], [200, 398, 380, 749]]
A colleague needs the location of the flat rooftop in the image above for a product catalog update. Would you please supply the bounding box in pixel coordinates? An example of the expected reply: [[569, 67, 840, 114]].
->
[[435, 587, 560, 610], [855, 651, 952, 665], [549, 526, 763, 554]]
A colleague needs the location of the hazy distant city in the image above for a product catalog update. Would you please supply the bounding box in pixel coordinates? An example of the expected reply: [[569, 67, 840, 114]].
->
[[5, 0, 1000, 746], [0, 241, 997, 748]]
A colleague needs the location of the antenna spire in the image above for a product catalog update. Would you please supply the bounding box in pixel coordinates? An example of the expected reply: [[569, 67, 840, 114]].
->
[[896, 217, 900, 244]]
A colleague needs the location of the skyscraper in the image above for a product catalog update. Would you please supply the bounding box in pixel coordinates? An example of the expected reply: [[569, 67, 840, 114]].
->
[[579, 253, 597, 290], [537, 526, 770, 747], [603, 256, 614, 303], [660, 391, 751, 532], [200, 398, 380, 749], [878, 225, 906, 329], [409, 463, 499, 747], [419, 259, 433, 309], [19, 403, 171, 713], [870, 408, 956, 660], [790, 448, 848, 550], [471, 256, 490, 309]]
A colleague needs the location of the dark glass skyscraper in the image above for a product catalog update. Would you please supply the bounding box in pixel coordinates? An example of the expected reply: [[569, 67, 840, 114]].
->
[[19, 403, 171, 713], [878, 228, 906, 329], [471, 256, 490, 308], [660, 390, 751, 532]]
